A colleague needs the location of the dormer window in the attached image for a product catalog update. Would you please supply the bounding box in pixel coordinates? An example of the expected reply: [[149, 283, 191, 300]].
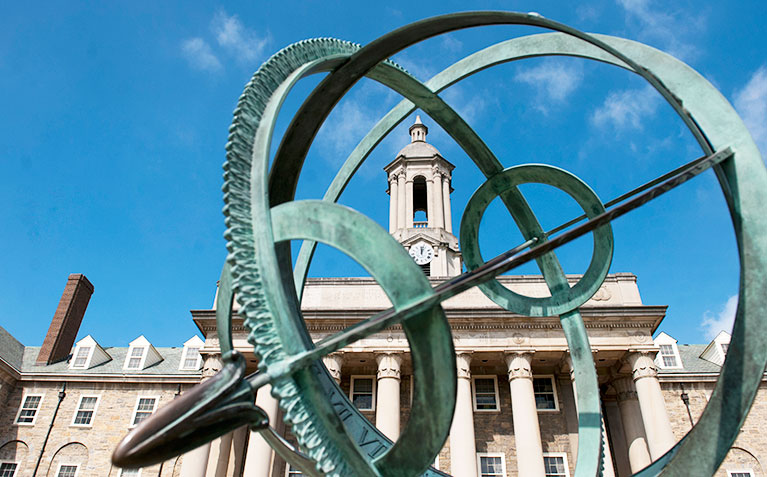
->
[[127, 347, 145, 369], [179, 336, 205, 371], [181, 347, 201, 370], [653, 332, 683, 369], [659, 344, 678, 367], [124, 336, 163, 371], [69, 335, 110, 370], [72, 347, 91, 369]]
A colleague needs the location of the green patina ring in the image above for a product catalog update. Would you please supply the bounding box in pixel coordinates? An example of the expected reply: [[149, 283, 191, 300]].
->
[[460, 164, 614, 317]]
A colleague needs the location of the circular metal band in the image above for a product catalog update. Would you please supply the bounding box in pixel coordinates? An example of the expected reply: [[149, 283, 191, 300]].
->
[[460, 164, 614, 317]]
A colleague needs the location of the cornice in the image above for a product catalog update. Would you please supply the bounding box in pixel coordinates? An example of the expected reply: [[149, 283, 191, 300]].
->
[[18, 373, 201, 384]]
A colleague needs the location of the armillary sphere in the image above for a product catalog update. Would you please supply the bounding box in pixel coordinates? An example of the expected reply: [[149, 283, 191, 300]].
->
[[112, 11, 767, 477]]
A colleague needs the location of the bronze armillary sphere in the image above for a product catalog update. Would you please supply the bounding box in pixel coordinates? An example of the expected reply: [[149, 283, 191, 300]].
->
[[113, 11, 767, 477]]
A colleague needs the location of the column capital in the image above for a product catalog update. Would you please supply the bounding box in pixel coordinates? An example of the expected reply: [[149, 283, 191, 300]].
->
[[201, 353, 223, 380], [456, 352, 473, 380], [505, 351, 534, 381], [323, 352, 345, 384], [612, 376, 639, 402], [376, 352, 402, 380], [625, 351, 659, 381]]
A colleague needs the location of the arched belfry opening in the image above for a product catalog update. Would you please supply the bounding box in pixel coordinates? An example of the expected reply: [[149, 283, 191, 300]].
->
[[383, 115, 462, 277], [412, 176, 428, 225]]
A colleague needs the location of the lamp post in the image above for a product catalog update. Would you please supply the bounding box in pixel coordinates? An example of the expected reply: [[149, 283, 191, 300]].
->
[[680, 383, 694, 427]]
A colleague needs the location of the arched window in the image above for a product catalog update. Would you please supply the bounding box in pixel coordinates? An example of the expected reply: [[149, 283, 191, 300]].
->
[[412, 176, 428, 224]]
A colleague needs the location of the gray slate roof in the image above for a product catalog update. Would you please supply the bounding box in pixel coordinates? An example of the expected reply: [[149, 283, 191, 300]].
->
[[0, 325, 24, 371], [19, 346, 200, 375], [659, 344, 722, 374]]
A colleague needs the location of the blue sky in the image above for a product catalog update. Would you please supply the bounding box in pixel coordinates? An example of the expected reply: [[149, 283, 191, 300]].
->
[[1, 1, 765, 349]]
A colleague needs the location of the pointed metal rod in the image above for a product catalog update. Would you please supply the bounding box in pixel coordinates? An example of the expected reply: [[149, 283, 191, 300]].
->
[[546, 151, 724, 237], [247, 147, 732, 390]]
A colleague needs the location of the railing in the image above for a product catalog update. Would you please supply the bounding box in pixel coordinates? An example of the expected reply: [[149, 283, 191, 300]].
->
[[413, 221, 428, 228]]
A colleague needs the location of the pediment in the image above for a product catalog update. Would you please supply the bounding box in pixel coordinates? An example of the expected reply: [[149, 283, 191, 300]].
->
[[400, 233, 441, 247]]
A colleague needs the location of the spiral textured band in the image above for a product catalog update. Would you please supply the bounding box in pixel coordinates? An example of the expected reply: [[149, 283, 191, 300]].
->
[[111, 11, 767, 477]]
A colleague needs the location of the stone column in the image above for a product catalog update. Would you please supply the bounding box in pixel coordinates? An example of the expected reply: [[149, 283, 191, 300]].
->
[[450, 353, 478, 477], [604, 398, 631, 477], [397, 173, 406, 230], [375, 353, 402, 441], [323, 352, 344, 385], [227, 426, 248, 476], [405, 178, 414, 228], [566, 355, 616, 477], [180, 354, 221, 477], [442, 175, 452, 233], [626, 352, 676, 460], [425, 177, 435, 228], [506, 352, 545, 477], [431, 168, 445, 229], [242, 383, 281, 476], [613, 377, 651, 473], [205, 433, 233, 477], [389, 177, 399, 233]]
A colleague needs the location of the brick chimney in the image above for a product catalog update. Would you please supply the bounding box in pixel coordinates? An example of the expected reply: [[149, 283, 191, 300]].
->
[[36, 274, 94, 365]]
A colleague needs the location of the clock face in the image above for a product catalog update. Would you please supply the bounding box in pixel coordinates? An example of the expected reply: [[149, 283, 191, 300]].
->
[[409, 242, 434, 265]]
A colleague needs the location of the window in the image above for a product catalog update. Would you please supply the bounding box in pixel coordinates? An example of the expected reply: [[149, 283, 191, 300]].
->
[[658, 344, 679, 367], [533, 376, 559, 411], [56, 464, 78, 477], [0, 462, 18, 477], [119, 469, 141, 476], [181, 346, 201, 370], [477, 454, 505, 477], [285, 464, 302, 477], [544, 454, 570, 477], [126, 347, 146, 369], [472, 376, 499, 411], [72, 347, 91, 368], [16, 394, 43, 425], [721, 343, 730, 355], [727, 471, 754, 477], [72, 396, 99, 426], [349, 376, 375, 411], [131, 396, 158, 426]]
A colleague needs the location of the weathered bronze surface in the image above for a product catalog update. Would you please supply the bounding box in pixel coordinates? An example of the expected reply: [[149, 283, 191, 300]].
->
[[113, 11, 767, 477]]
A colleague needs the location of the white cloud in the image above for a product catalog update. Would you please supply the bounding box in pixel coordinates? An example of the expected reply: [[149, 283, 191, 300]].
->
[[701, 295, 737, 341], [441, 35, 463, 54], [514, 61, 583, 113], [316, 97, 381, 162], [212, 11, 270, 63], [616, 0, 706, 61], [441, 85, 487, 125], [591, 85, 660, 130], [181, 38, 221, 72], [733, 66, 767, 158], [576, 5, 600, 23]]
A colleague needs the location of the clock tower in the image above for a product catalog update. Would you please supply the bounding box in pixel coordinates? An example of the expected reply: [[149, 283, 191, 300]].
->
[[384, 115, 462, 277]]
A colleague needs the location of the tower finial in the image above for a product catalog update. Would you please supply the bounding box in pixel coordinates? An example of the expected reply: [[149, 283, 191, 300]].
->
[[409, 115, 428, 143]]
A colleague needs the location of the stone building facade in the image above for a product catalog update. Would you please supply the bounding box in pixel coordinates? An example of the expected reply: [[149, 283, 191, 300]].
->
[[0, 275, 203, 477], [1, 119, 764, 477]]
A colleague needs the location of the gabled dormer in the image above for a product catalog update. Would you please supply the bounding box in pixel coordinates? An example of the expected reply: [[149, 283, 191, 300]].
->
[[124, 335, 163, 371], [700, 330, 731, 366], [653, 332, 683, 369], [69, 335, 111, 370], [179, 335, 204, 370]]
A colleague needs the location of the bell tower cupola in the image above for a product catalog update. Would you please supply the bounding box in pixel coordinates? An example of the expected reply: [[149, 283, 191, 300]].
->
[[384, 115, 462, 277]]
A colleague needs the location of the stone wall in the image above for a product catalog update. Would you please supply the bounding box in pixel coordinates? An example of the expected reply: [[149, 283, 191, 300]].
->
[[661, 381, 767, 476], [0, 380, 190, 476]]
